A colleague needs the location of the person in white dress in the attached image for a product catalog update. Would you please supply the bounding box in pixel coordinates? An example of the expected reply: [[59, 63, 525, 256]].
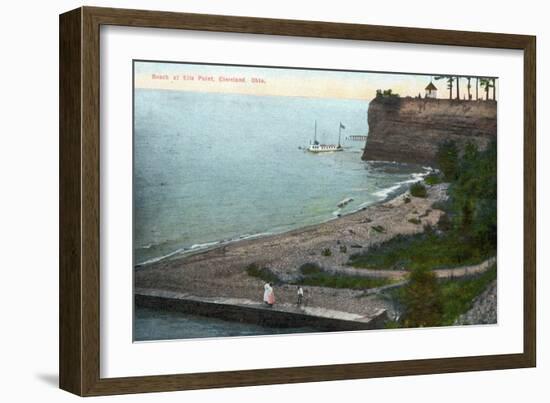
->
[[263, 283, 271, 304], [263, 283, 275, 307]]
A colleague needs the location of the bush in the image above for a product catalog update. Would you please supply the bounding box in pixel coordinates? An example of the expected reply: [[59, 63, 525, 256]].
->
[[339, 245, 347, 253], [403, 196, 411, 204], [384, 320, 401, 329], [424, 173, 442, 185], [321, 248, 332, 257], [408, 218, 421, 225], [437, 212, 452, 231], [410, 182, 427, 198], [245, 263, 280, 284], [299, 262, 323, 275], [431, 199, 450, 211]]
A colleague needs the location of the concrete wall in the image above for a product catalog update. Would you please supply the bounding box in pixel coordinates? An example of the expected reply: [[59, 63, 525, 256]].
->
[[135, 293, 388, 332]]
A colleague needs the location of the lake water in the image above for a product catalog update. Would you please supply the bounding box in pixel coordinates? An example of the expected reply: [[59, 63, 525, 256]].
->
[[135, 306, 315, 341], [134, 89, 428, 265]]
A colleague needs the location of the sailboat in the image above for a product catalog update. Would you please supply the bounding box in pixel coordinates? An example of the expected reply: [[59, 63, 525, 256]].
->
[[307, 121, 345, 153]]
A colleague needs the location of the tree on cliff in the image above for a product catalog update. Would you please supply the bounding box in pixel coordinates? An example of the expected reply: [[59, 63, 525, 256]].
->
[[436, 140, 459, 181], [376, 89, 399, 98], [434, 76, 454, 99], [479, 78, 494, 100]]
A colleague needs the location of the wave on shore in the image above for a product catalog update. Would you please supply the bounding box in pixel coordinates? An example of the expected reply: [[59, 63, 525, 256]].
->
[[373, 171, 430, 199], [135, 232, 274, 267], [135, 167, 431, 268]]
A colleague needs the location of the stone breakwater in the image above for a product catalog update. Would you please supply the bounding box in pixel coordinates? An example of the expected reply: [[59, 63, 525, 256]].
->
[[362, 97, 497, 165], [135, 288, 388, 332]]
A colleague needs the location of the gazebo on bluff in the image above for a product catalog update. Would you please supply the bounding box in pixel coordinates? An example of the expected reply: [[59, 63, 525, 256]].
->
[[425, 81, 438, 99]]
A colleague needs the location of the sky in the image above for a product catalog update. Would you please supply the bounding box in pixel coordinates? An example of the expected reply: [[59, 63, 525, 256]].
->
[[134, 61, 498, 101]]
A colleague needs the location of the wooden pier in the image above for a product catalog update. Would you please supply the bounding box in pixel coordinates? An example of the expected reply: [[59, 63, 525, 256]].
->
[[347, 135, 368, 141]]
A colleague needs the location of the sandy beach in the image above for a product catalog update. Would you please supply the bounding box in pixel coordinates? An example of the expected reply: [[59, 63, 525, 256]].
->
[[135, 183, 450, 318]]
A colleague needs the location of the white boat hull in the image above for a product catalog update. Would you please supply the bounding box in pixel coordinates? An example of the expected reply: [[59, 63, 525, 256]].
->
[[307, 145, 343, 153]]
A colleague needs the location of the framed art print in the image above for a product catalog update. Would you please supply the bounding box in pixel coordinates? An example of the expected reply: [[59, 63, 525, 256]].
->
[[59, 6, 536, 396]]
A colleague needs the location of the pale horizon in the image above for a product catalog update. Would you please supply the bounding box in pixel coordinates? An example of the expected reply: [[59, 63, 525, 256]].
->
[[134, 61, 498, 101]]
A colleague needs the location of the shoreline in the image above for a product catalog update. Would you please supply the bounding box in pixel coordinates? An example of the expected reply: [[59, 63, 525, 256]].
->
[[135, 183, 449, 318], [135, 173, 430, 268]]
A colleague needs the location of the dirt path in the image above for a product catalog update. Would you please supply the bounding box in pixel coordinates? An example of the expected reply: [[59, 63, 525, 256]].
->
[[324, 256, 497, 280]]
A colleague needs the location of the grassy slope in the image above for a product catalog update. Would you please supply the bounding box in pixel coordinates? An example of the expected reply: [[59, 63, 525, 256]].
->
[[438, 265, 497, 325], [294, 273, 394, 290], [348, 231, 493, 271], [386, 265, 497, 327]]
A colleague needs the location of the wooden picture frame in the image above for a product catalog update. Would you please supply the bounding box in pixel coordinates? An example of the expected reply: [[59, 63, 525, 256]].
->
[[59, 6, 536, 396]]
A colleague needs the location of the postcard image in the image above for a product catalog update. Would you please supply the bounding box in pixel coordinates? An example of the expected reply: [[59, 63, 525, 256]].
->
[[133, 61, 497, 341]]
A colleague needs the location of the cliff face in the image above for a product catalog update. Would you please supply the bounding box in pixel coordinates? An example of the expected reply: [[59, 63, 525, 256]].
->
[[362, 97, 497, 165]]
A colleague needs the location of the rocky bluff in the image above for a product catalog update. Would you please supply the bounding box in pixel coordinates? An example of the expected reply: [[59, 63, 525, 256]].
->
[[362, 97, 497, 165]]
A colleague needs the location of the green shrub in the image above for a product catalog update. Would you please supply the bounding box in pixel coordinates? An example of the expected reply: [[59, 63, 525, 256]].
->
[[410, 182, 428, 198], [403, 196, 411, 204], [384, 320, 401, 329], [299, 262, 323, 275], [408, 218, 421, 225], [437, 212, 452, 231], [431, 199, 450, 211], [424, 173, 443, 185], [245, 263, 280, 284], [321, 248, 332, 257], [339, 245, 347, 253]]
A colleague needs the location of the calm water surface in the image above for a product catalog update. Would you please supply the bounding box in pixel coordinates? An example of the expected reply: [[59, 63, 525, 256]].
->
[[134, 90, 427, 265], [135, 306, 316, 341]]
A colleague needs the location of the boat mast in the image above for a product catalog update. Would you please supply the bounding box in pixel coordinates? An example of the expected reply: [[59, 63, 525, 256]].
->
[[314, 120, 317, 144], [338, 123, 341, 147]]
